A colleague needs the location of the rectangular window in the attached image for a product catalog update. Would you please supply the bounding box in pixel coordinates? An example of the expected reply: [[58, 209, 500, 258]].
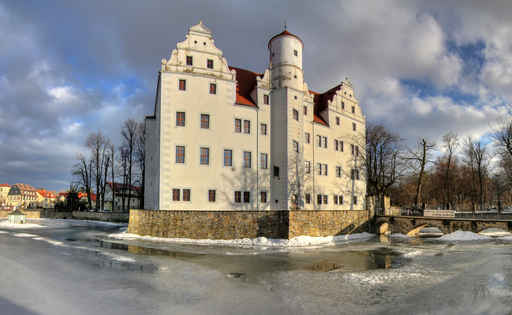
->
[[336, 166, 342, 177], [293, 109, 299, 121], [323, 136, 328, 148], [176, 146, 185, 164], [186, 56, 193, 66], [209, 83, 217, 94], [305, 132, 310, 144], [340, 141, 344, 152], [351, 144, 355, 155], [260, 153, 268, 169], [305, 161, 311, 174], [179, 79, 186, 91], [207, 59, 213, 69], [342, 101, 345, 110], [260, 191, 267, 203], [172, 189, 180, 201], [317, 194, 322, 205], [243, 151, 251, 168], [305, 193, 311, 204], [200, 147, 209, 165], [294, 49, 298, 56], [260, 123, 267, 135], [353, 122, 357, 131], [243, 191, 250, 203], [176, 112, 185, 126], [208, 190, 216, 202], [353, 196, 358, 205], [352, 106, 355, 113], [339, 195, 344, 204], [356, 146, 359, 157], [235, 119, 241, 133], [317, 135, 322, 147], [335, 139, 339, 151], [234, 191, 241, 203], [324, 164, 328, 176], [317, 163, 322, 175], [243, 120, 250, 134], [334, 195, 338, 205], [224, 149, 232, 167], [183, 189, 191, 201], [200, 114, 210, 129], [264, 94, 269, 105], [273, 166, 280, 177], [336, 116, 340, 125], [303, 106, 307, 115], [293, 140, 299, 153], [323, 195, 328, 204]]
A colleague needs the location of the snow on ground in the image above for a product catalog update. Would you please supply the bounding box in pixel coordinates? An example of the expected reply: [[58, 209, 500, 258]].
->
[[390, 233, 410, 239], [0, 218, 126, 230], [479, 228, 512, 237], [109, 231, 376, 248], [439, 230, 492, 241], [0, 221, 45, 229], [13, 233, 37, 238]]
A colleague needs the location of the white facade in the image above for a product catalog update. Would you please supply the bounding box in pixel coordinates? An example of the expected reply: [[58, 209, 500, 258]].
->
[[145, 22, 366, 211]]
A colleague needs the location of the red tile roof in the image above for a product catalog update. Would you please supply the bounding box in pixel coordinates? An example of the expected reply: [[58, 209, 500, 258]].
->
[[107, 182, 141, 194], [0, 183, 9, 187], [309, 84, 344, 127], [229, 66, 262, 107], [268, 30, 304, 49]]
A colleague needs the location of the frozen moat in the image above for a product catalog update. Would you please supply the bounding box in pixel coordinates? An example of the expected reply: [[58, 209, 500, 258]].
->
[[1, 219, 512, 314]]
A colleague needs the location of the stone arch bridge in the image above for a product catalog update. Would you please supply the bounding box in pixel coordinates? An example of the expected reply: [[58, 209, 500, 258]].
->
[[376, 215, 512, 235]]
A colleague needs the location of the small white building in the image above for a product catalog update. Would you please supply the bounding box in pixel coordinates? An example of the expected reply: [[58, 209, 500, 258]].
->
[[145, 22, 366, 211]]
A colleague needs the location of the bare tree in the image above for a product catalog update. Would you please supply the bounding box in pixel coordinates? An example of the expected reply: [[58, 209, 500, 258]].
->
[[110, 143, 116, 211], [405, 138, 436, 209], [493, 118, 512, 160], [72, 154, 92, 209], [119, 146, 129, 211], [135, 122, 145, 208], [121, 119, 138, 211], [365, 124, 403, 213], [465, 137, 488, 211], [440, 132, 459, 209]]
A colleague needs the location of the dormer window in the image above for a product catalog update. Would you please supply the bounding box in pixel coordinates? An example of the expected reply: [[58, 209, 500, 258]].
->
[[294, 49, 298, 56], [186, 56, 193, 66], [207, 59, 214, 69]]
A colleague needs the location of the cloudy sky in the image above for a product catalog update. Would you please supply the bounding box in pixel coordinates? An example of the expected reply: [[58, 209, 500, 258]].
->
[[1, 0, 511, 191]]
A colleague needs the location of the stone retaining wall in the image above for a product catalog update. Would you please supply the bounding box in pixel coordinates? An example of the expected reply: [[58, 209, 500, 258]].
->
[[128, 209, 370, 240], [0, 209, 128, 222], [71, 211, 129, 223]]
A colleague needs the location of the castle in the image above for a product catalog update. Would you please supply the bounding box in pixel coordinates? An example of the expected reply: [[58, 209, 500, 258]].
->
[[144, 21, 366, 211]]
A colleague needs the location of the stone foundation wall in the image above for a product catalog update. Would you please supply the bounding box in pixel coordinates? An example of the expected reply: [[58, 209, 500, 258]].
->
[[288, 210, 369, 238], [128, 209, 370, 240], [379, 216, 512, 234], [71, 211, 129, 223]]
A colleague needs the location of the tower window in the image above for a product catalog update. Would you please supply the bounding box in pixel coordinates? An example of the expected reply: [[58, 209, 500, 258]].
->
[[208, 190, 216, 202], [186, 56, 193, 66], [293, 109, 299, 121], [342, 101, 345, 110], [200, 114, 210, 129], [209, 83, 217, 94], [235, 119, 241, 133], [264, 94, 270, 105], [353, 123, 357, 131], [336, 117, 340, 125], [352, 106, 355, 113], [294, 49, 298, 56], [273, 166, 280, 177], [207, 59, 214, 69], [224, 149, 232, 167], [178, 79, 186, 91], [176, 112, 185, 126], [304, 106, 307, 115]]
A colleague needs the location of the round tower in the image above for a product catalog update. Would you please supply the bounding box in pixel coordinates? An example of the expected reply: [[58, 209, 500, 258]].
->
[[268, 30, 304, 90]]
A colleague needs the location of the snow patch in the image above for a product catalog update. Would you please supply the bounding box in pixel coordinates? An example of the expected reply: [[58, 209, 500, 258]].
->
[[479, 228, 511, 237], [13, 233, 37, 238], [109, 232, 375, 248], [390, 233, 410, 239], [439, 230, 491, 241], [0, 231, 9, 234], [403, 250, 424, 258], [0, 221, 45, 229]]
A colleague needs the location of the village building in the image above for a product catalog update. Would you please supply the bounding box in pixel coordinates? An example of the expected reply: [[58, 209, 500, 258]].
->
[[36, 189, 57, 208], [104, 182, 142, 211], [145, 22, 366, 211], [0, 183, 10, 207], [7, 184, 39, 208]]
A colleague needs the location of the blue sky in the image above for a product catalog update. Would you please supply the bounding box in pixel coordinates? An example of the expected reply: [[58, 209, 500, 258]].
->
[[0, 0, 511, 191]]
